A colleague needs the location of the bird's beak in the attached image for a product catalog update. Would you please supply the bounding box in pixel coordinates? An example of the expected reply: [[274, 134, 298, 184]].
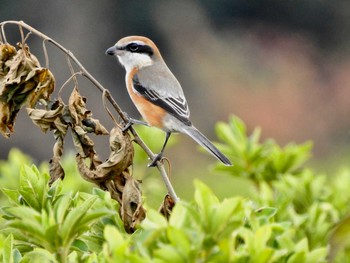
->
[[106, 46, 119, 56]]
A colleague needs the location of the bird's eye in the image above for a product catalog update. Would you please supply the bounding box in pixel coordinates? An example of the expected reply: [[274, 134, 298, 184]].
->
[[128, 43, 139, 52]]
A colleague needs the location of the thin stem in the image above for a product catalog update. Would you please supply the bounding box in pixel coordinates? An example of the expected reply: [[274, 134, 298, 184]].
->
[[42, 39, 50, 68], [0, 20, 179, 203], [0, 24, 6, 42], [58, 71, 83, 99]]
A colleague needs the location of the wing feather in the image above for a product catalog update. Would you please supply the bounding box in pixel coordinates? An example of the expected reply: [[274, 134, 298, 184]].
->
[[133, 75, 191, 125]]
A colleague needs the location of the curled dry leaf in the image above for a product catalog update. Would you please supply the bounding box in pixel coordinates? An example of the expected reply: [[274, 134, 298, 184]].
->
[[25, 98, 68, 184], [71, 126, 96, 159], [75, 153, 97, 183], [0, 43, 55, 138], [121, 174, 146, 233], [68, 87, 108, 135], [75, 124, 145, 233], [26, 103, 64, 133], [75, 126, 134, 182], [68, 86, 86, 126], [68, 87, 108, 160], [49, 155, 65, 186], [94, 127, 134, 180], [159, 194, 176, 220]]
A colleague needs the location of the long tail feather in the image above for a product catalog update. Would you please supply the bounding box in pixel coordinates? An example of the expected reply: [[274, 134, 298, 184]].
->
[[183, 125, 232, 166]]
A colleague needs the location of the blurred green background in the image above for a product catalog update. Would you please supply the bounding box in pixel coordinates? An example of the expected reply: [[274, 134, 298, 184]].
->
[[1, 1, 350, 204]]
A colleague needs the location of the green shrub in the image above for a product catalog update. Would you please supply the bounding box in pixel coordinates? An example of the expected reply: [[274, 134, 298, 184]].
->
[[0, 116, 349, 262]]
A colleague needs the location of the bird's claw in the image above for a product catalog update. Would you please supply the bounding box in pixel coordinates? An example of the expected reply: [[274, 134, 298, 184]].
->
[[148, 153, 163, 167], [121, 112, 149, 131]]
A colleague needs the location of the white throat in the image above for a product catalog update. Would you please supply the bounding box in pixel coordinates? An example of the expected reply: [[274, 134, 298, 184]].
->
[[118, 52, 153, 72]]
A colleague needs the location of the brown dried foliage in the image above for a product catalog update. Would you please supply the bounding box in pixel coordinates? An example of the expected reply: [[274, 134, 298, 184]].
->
[[159, 194, 176, 220], [0, 41, 148, 232], [0, 43, 55, 137]]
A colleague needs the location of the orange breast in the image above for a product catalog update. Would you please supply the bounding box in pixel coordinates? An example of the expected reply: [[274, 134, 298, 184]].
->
[[126, 68, 166, 128]]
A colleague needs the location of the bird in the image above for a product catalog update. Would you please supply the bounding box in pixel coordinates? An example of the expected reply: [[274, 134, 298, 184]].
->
[[106, 36, 232, 167]]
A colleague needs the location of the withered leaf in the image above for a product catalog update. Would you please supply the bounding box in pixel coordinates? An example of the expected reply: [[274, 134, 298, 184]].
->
[[0, 102, 12, 137], [49, 155, 65, 186], [53, 136, 64, 159], [71, 128, 96, 158], [0, 43, 17, 80], [159, 194, 176, 220], [94, 127, 134, 180], [0, 43, 55, 138], [121, 175, 146, 233], [26, 103, 64, 133], [68, 87, 108, 134], [26, 68, 55, 108], [67, 87, 108, 160], [75, 127, 134, 182], [68, 87, 86, 126], [0, 43, 17, 61], [75, 153, 99, 183], [82, 117, 109, 135]]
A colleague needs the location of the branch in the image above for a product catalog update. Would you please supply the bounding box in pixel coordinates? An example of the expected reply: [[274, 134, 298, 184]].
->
[[0, 20, 179, 203]]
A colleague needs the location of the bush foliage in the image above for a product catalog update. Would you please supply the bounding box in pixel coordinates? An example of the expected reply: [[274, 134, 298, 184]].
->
[[1, 116, 350, 262]]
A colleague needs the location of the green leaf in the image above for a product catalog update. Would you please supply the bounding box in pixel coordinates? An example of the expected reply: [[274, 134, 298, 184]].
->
[[61, 195, 98, 246], [194, 180, 219, 222], [0, 188, 21, 204], [307, 247, 328, 263], [256, 207, 277, 224], [0, 234, 22, 263], [329, 215, 350, 261], [166, 227, 191, 256], [71, 239, 89, 253], [142, 209, 168, 230], [252, 225, 272, 253], [53, 194, 72, 224], [2, 234, 14, 263], [287, 251, 306, 263], [20, 248, 57, 263], [18, 165, 49, 211], [209, 197, 243, 238], [153, 244, 186, 263]]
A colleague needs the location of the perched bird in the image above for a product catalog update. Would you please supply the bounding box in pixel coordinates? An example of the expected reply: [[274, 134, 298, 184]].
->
[[106, 36, 232, 167]]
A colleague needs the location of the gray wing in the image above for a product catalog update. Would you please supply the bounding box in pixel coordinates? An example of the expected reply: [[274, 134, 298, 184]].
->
[[133, 72, 191, 126]]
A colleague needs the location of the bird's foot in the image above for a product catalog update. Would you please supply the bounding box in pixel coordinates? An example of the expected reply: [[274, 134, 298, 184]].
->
[[121, 112, 149, 132], [148, 153, 163, 167]]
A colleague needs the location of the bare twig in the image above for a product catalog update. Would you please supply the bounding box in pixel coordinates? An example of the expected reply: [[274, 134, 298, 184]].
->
[[0, 20, 179, 203], [58, 71, 83, 99]]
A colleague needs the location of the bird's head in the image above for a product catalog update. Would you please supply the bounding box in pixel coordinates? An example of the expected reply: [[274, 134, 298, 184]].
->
[[106, 36, 162, 71]]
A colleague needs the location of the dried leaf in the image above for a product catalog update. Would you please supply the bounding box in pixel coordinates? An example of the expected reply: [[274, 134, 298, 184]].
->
[[26, 68, 55, 108], [67, 87, 108, 160], [26, 103, 64, 133], [71, 128, 96, 159], [82, 117, 109, 135], [75, 127, 134, 182], [159, 194, 176, 220], [0, 43, 17, 78], [0, 102, 12, 137], [68, 87, 108, 134], [74, 124, 145, 233], [68, 87, 86, 126], [49, 156, 65, 186], [0, 43, 55, 137], [121, 175, 146, 233], [75, 153, 98, 183], [94, 127, 134, 180]]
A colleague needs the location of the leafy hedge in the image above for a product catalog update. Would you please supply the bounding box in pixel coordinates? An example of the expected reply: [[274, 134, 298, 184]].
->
[[1, 116, 350, 262]]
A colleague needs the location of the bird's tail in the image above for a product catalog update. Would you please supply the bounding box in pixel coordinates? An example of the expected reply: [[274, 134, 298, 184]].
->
[[182, 125, 232, 166]]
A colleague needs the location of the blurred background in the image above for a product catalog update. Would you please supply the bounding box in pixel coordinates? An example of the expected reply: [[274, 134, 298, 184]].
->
[[1, 1, 350, 201]]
